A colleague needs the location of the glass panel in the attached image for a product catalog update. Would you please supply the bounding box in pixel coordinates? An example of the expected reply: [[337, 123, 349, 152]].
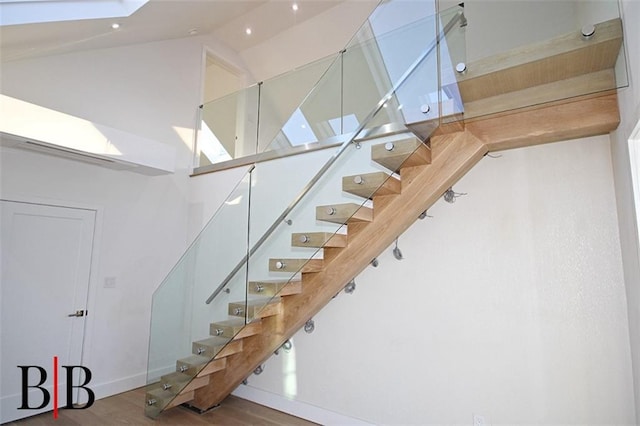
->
[[145, 171, 251, 418], [458, 0, 628, 120], [258, 54, 338, 153], [245, 109, 431, 320], [196, 84, 259, 167], [439, 4, 466, 128]]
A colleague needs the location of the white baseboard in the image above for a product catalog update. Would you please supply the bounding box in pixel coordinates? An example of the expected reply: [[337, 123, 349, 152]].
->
[[232, 385, 374, 425]]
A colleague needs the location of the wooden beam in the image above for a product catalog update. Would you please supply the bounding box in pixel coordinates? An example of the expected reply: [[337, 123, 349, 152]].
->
[[466, 93, 619, 151], [463, 69, 616, 120]]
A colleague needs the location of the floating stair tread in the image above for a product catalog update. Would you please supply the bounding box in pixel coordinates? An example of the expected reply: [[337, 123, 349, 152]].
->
[[248, 278, 302, 296], [316, 203, 373, 224], [197, 358, 227, 377], [159, 372, 210, 394], [291, 232, 347, 248], [192, 336, 243, 358], [228, 297, 283, 320], [210, 317, 263, 339], [342, 172, 400, 199], [161, 372, 192, 386], [176, 355, 210, 376], [145, 388, 194, 411], [371, 138, 431, 172], [268, 258, 324, 273]]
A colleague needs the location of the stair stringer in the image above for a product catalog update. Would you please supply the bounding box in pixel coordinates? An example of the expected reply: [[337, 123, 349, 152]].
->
[[190, 130, 488, 410]]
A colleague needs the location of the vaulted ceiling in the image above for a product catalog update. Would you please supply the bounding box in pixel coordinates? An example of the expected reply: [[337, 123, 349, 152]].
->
[[0, 0, 346, 62]]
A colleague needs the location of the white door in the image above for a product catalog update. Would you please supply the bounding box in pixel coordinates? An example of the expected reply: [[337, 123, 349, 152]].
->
[[0, 200, 96, 423]]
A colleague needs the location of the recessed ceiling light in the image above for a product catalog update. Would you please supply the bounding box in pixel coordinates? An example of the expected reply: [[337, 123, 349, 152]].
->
[[111, 23, 120, 30], [292, 3, 299, 11], [245, 27, 252, 35]]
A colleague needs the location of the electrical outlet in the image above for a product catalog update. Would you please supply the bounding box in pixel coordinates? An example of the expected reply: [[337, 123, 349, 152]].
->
[[104, 276, 117, 288], [473, 414, 486, 426]]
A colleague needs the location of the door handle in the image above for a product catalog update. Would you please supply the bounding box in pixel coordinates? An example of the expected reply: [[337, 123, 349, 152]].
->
[[67, 310, 86, 317]]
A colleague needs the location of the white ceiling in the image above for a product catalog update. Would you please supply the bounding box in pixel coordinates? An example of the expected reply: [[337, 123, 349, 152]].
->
[[0, 0, 345, 62]]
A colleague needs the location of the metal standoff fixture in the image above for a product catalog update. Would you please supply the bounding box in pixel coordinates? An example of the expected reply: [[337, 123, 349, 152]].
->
[[581, 24, 596, 39], [370, 257, 379, 267], [254, 283, 264, 293], [282, 339, 293, 351], [299, 234, 310, 243], [274, 339, 293, 355], [353, 175, 364, 185], [384, 142, 395, 151], [344, 279, 356, 294], [162, 383, 172, 391], [284, 219, 293, 226], [275, 261, 286, 269], [418, 210, 432, 220], [253, 365, 264, 375], [304, 319, 315, 334], [213, 328, 224, 336], [421, 104, 431, 114], [443, 187, 467, 203], [233, 307, 244, 315], [326, 207, 336, 216], [392, 238, 404, 260], [455, 62, 467, 74]]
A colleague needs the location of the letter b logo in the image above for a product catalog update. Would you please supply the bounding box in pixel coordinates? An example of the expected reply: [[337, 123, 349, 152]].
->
[[17, 366, 50, 410]]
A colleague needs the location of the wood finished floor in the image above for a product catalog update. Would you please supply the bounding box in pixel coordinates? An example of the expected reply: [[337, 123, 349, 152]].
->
[[7, 387, 318, 425]]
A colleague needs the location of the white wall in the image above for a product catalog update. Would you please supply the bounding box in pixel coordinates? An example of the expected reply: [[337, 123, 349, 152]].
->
[[241, 135, 635, 424], [611, 0, 640, 419]]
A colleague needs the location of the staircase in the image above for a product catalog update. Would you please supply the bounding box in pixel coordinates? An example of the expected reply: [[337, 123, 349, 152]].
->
[[144, 0, 623, 419]]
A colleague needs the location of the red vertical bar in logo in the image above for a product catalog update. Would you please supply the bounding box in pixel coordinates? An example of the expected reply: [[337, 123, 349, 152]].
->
[[53, 356, 58, 419]]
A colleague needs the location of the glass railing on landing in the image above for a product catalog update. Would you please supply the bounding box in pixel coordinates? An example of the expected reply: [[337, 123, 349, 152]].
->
[[193, 1, 467, 175], [146, 0, 465, 417], [454, 0, 628, 121]]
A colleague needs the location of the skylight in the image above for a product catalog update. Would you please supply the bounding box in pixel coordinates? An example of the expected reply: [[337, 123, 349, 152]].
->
[[0, 0, 148, 26]]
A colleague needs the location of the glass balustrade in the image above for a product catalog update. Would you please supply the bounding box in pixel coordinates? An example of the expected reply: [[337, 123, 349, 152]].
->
[[147, 0, 465, 416], [145, 172, 251, 418], [454, 0, 628, 120]]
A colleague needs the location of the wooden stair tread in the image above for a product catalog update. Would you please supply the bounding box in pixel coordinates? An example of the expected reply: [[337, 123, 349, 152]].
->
[[291, 232, 347, 248], [315, 203, 373, 224], [371, 138, 431, 172], [342, 171, 401, 199], [192, 336, 243, 358], [177, 355, 227, 377], [268, 258, 323, 273], [248, 278, 302, 296], [160, 372, 210, 394], [210, 317, 263, 339], [176, 355, 214, 376], [145, 387, 194, 416], [228, 297, 283, 320]]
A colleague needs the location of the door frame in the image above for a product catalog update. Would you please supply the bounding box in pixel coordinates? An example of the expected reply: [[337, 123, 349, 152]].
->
[[0, 194, 103, 403]]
